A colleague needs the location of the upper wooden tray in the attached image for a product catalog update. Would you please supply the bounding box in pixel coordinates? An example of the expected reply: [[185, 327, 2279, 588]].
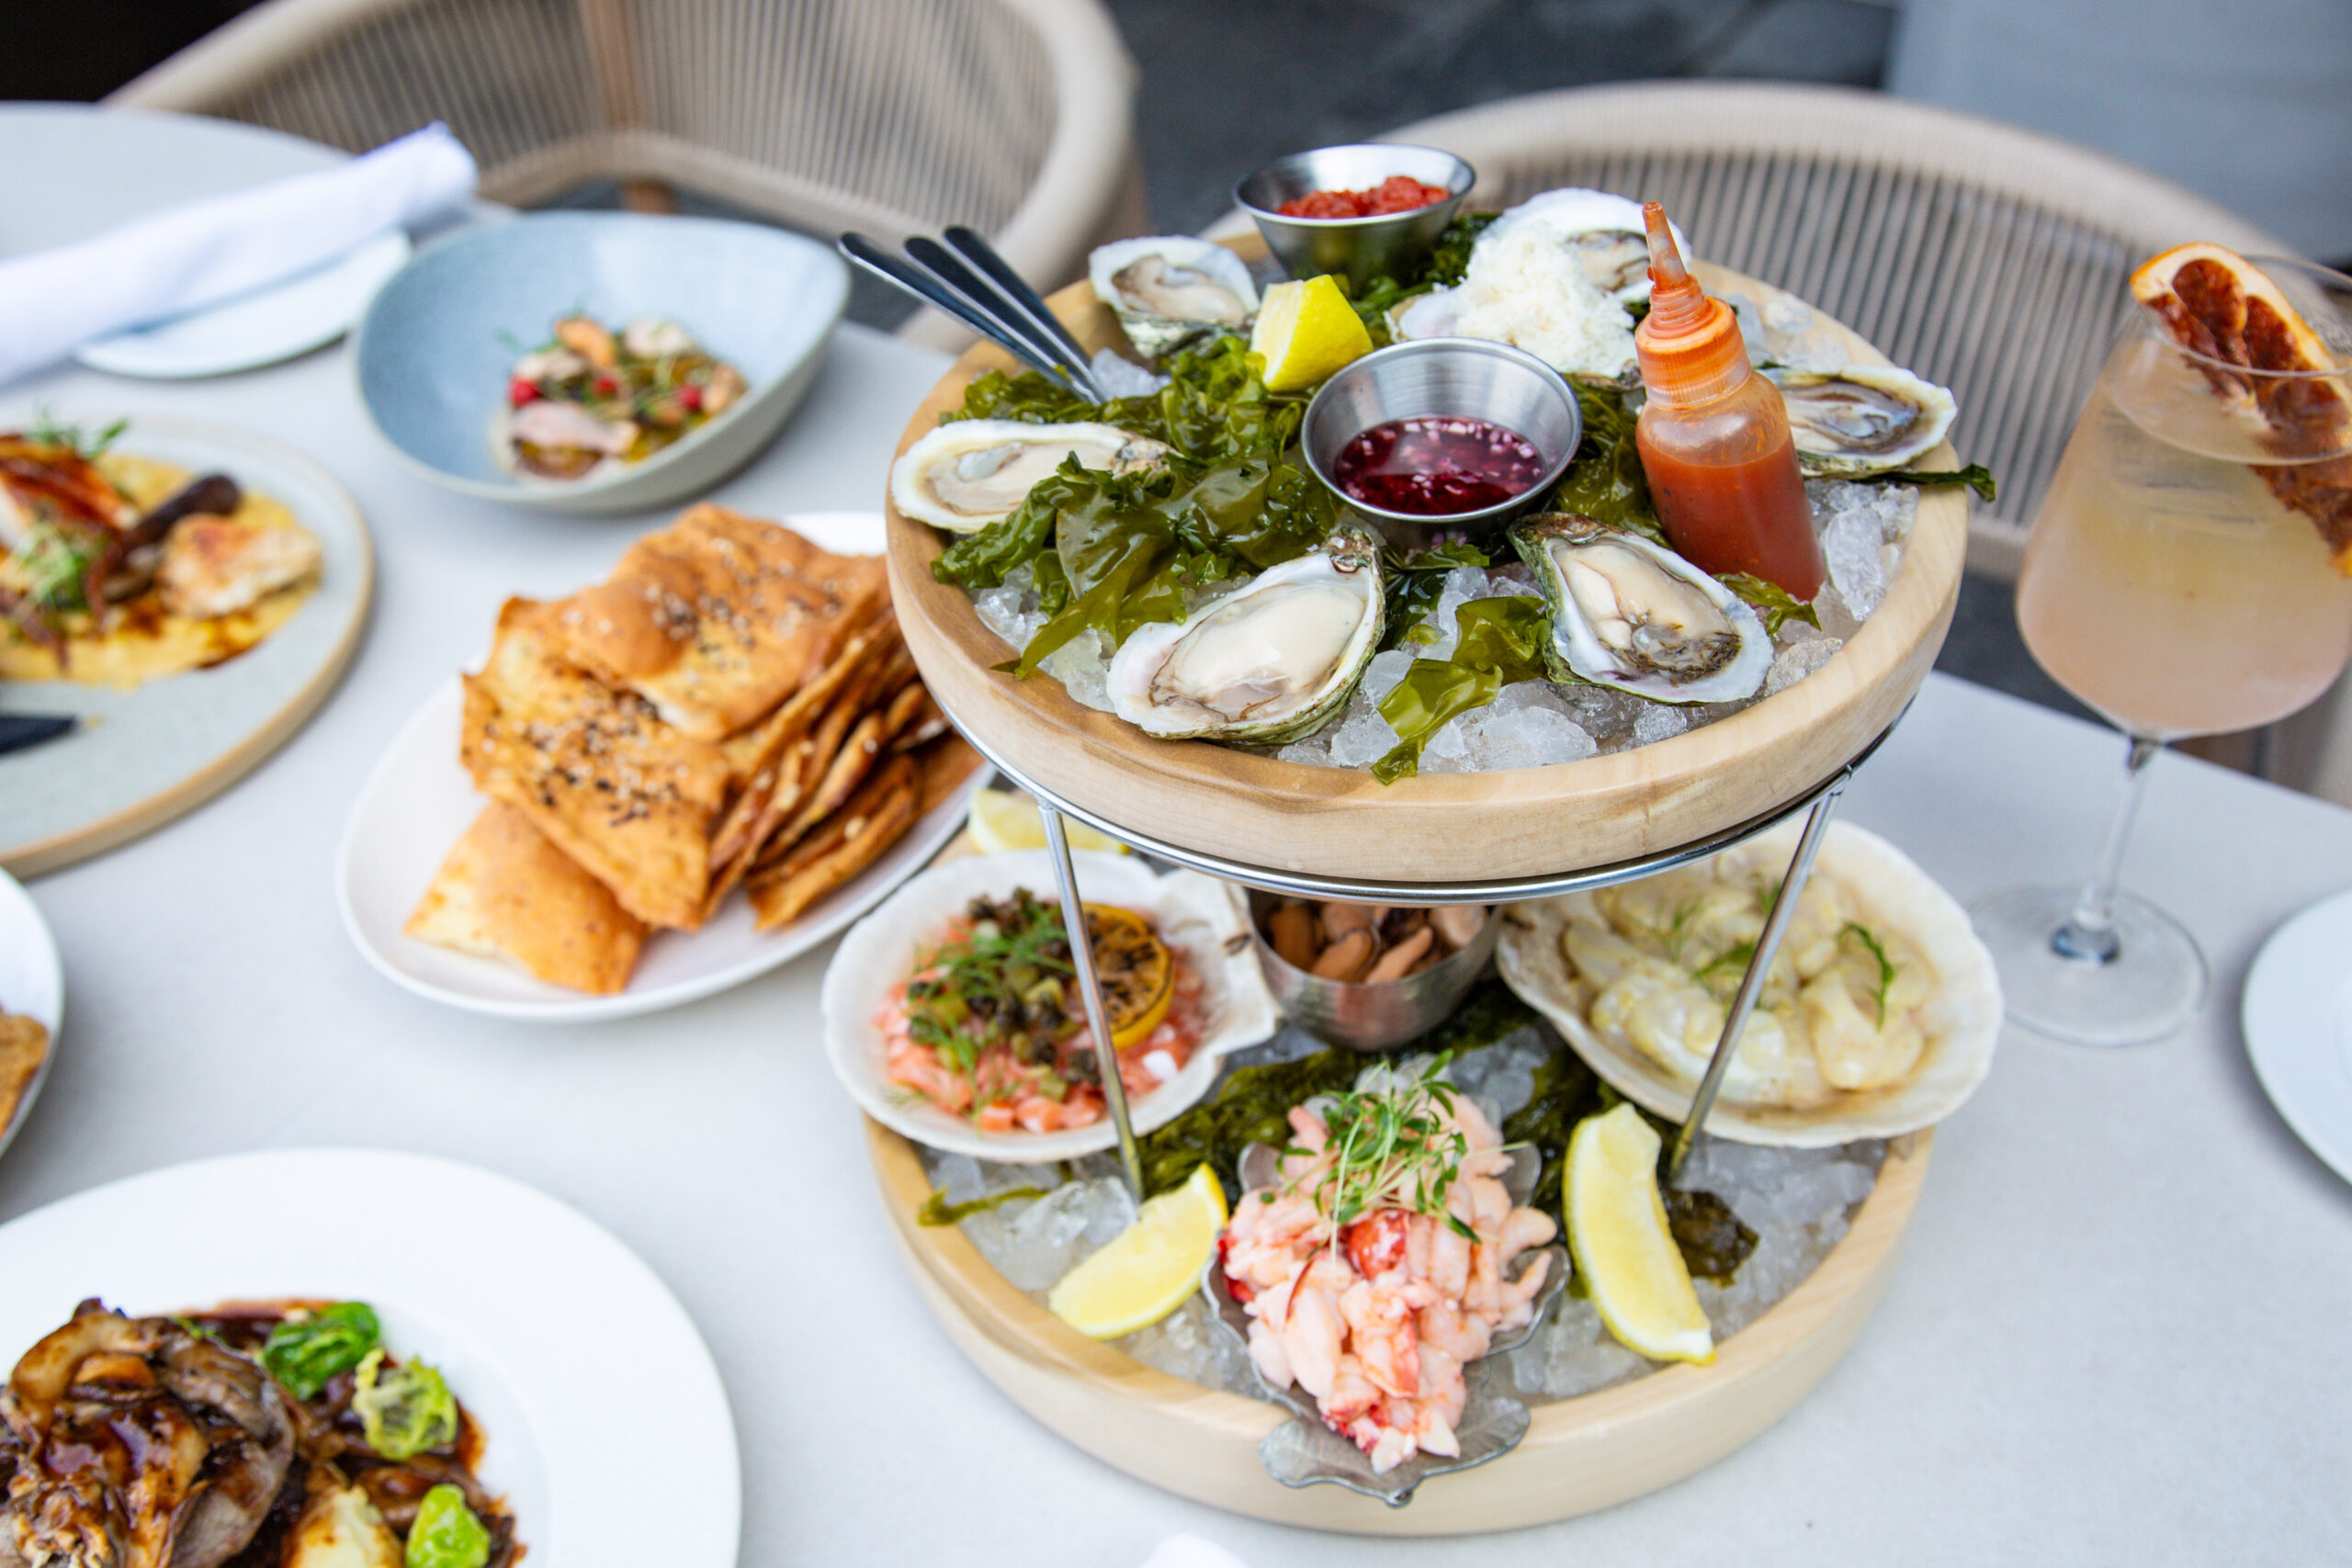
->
[[884, 247, 1965, 883]]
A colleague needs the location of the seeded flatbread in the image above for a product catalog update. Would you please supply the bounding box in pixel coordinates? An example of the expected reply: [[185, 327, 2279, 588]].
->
[[747, 752, 920, 931], [461, 598, 730, 930], [407, 804, 650, 994], [0, 1010, 48, 1139], [539, 503, 889, 741]]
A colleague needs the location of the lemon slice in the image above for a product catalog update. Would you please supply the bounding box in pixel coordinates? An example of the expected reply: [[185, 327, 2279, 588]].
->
[[1047, 1163, 1227, 1339], [967, 789, 1126, 855], [1566, 1104, 1714, 1364], [1250, 276, 1374, 393]]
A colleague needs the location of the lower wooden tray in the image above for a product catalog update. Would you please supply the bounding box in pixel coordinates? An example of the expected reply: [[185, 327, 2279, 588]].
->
[[868, 1118, 1931, 1534]]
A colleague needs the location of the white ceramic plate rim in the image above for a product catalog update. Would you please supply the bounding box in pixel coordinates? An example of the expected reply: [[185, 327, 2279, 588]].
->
[[2244, 886, 2352, 1186], [334, 512, 983, 1021], [0, 1146, 738, 1568], [76, 230, 413, 378], [0, 866, 62, 1159], [820, 848, 1281, 1162]]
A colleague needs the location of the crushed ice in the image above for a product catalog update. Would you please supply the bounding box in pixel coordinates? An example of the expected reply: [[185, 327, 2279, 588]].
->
[[922, 1025, 1887, 1404]]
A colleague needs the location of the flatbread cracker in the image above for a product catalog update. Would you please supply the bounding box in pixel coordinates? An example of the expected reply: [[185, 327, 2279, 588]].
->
[[462, 598, 730, 930], [0, 1010, 48, 1135], [540, 504, 888, 740], [912, 731, 987, 815], [748, 752, 920, 931], [407, 804, 650, 994]]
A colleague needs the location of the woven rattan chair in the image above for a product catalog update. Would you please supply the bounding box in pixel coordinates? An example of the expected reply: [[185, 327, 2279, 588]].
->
[[107, 0, 1145, 348], [1219, 82, 2290, 580]]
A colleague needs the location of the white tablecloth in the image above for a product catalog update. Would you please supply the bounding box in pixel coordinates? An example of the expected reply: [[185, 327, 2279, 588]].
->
[[3, 114, 2348, 1568]]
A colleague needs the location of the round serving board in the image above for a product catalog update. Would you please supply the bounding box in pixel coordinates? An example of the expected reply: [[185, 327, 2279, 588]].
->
[[884, 243, 1966, 884], [868, 1118, 1929, 1533]]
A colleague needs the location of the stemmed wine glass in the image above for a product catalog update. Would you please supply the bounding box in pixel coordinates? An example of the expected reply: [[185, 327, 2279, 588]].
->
[[1972, 255, 2352, 1045]]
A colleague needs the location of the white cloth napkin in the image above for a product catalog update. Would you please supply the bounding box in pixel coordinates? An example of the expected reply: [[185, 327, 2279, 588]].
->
[[1136, 1535, 1252, 1568], [0, 121, 477, 383]]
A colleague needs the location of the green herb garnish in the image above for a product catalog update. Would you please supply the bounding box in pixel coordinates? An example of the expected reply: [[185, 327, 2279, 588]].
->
[[16, 524, 99, 613], [1840, 921, 1898, 1026], [352, 1348, 458, 1461], [1294, 1055, 1477, 1244], [1858, 464, 1996, 502], [26, 407, 127, 461], [260, 1301, 380, 1400]]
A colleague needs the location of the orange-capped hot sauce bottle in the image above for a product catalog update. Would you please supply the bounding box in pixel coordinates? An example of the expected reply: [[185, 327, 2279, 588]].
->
[[1632, 202, 1825, 601]]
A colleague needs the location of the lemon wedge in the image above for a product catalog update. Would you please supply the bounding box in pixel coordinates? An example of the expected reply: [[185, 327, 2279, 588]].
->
[[1566, 1103, 1715, 1364], [1048, 1163, 1227, 1339], [967, 789, 1126, 855], [1250, 276, 1374, 392]]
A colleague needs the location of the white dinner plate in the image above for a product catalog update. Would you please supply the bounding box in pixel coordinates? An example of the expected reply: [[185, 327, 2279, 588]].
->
[[336, 510, 985, 1021], [2244, 886, 2352, 1186], [0, 1147, 738, 1568], [0, 865, 62, 1160], [0, 416, 375, 877], [77, 230, 413, 379]]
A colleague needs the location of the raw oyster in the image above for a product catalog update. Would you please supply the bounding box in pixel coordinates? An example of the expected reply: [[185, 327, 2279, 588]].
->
[[890, 418, 1168, 533], [1510, 513, 1769, 705], [1089, 237, 1259, 360], [1764, 364, 1957, 478], [1391, 188, 1691, 383], [1106, 527, 1384, 744]]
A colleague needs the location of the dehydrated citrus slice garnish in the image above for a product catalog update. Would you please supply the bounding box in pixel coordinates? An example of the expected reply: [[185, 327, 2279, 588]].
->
[[1084, 903, 1173, 1049], [2131, 243, 2352, 571], [2132, 243, 2334, 382]]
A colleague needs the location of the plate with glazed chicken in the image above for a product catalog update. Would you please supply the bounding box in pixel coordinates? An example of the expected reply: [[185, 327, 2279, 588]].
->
[[0, 415, 373, 876]]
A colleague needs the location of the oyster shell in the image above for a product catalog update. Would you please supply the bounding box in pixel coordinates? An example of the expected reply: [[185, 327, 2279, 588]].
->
[[1089, 237, 1259, 360], [1509, 513, 1770, 705], [1495, 820, 2003, 1146], [889, 418, 1168, 534], [1106, 527, 1384, 744], [1765, 364, 1958, 478]]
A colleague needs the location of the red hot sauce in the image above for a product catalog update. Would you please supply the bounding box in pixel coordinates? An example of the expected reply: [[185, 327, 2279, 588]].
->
[[1631, 202, 1825, 601]]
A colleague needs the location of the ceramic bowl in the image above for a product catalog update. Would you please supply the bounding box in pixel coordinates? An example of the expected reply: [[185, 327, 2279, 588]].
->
[[354, 212, 847, 514]]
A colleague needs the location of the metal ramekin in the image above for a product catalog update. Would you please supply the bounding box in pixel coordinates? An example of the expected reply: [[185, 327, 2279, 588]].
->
[[1248, 892, 1501, 1052], [1299, 338, 1582, 531], [1236, 144, 1475, 289]]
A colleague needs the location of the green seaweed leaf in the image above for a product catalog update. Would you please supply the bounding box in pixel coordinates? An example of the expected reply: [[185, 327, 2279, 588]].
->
[[1372, 596, 1551, 783], [1857, 463, 1996, 502], [1718, 572, 1821, 635]]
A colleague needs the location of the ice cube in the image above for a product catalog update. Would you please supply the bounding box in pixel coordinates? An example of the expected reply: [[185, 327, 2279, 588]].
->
[[1326, 705, 1402, 767], [1480, 705, 1598, 769], [1764, 634, 1843, 695], [1039, 628, 1115, 712], [1090, 348, 1168, 400], [1632, 704, 1690, 747], [1815, 485, 1890, 619]]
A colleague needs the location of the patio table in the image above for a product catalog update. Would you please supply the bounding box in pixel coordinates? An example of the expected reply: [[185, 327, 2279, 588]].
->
[[1, 108, 2348, 1566]]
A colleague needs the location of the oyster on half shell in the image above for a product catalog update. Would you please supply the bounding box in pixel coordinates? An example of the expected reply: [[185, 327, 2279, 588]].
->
[[1107, 526, 1384, 744], [1089, 237, 1259, 361], [1764, 364, 1958, 478], [1510, 513, 1770, 705], [890, 418, 1168, 533]]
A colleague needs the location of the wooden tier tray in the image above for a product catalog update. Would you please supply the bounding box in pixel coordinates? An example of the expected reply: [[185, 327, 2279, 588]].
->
[[883, 244, 1966, 885], [869, 1118, 1931, 1534]]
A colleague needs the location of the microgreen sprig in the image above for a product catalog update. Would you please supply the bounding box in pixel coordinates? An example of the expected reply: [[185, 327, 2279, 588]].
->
[[1288, 1055, 1479, 1246], [1840, 921, 1898, 1026]]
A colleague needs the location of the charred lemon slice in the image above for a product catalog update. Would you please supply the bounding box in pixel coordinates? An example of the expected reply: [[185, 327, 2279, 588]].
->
[[1566, 1103, 1714, 1364], [1084, 904, 1174, 1050]]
